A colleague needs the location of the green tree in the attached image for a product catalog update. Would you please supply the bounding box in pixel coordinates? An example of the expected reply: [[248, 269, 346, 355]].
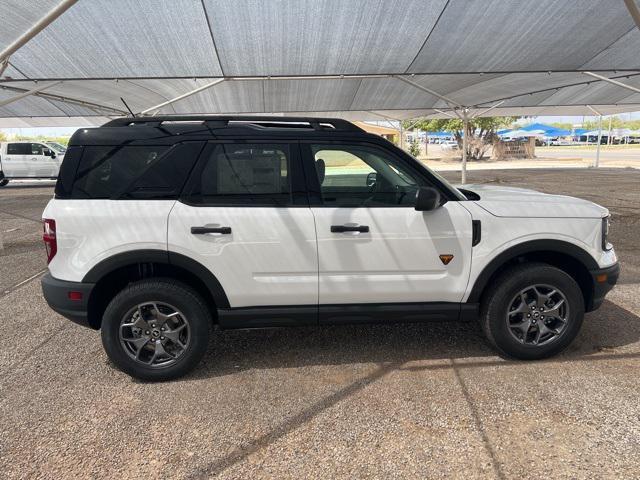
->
[[404, 116, 519, 160], [548, 122, 573, 130], [0, 131, 7, 142], [582, 117, 625, 131]]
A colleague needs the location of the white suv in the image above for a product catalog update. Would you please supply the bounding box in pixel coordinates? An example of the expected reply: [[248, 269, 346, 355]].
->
[[41, 116, 619, 381]]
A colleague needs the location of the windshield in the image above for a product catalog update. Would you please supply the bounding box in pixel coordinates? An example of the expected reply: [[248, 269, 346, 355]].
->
[[46, 142, 67, 153]]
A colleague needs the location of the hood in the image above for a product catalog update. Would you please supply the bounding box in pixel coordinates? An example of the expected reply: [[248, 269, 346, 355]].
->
[[458, 184, 608, 218]]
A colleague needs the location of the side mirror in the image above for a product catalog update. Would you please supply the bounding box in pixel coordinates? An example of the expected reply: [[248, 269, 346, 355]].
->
[[415, 187, 444, 211], [51, 151, 56, 159]]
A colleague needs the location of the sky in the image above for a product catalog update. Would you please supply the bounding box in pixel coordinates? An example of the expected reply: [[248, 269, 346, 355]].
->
[[2, 112, 640, 138]]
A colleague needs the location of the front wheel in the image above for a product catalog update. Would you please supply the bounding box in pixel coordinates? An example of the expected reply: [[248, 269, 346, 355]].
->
[[101, 279, 211, 381], [481, 263, 585, 360], [0, 177, 9, 187]]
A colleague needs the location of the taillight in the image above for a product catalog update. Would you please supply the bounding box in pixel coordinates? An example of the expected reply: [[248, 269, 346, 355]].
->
[[43, 219, 57, 264]]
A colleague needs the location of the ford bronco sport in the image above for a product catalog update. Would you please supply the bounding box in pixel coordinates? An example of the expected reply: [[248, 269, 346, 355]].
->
[[41, 116, 619, 381]]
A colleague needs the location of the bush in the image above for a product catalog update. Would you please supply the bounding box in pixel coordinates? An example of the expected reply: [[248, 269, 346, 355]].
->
[[408, 138, 421, 157]]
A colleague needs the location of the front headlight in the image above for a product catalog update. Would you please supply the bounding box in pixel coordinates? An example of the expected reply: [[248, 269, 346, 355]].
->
[[602, 216, 612, 251]]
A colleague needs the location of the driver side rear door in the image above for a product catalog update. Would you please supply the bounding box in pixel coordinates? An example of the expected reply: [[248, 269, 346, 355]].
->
[[302, 142, 472, 313]]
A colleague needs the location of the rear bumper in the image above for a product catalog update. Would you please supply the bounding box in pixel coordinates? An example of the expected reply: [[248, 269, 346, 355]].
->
[[41, 273, 95, 328], [587, 262, 620, 312]]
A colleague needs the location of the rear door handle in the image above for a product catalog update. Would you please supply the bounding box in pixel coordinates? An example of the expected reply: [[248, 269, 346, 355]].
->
[[331, 225, 369, 233], [191, 226, 232, 235]]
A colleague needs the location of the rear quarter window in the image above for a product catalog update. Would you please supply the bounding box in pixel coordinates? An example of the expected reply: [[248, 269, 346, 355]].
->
[[60, 142, 204, 200]]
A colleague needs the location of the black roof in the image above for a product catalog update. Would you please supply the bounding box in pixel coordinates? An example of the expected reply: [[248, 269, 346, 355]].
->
[[70, 115, 378, 146]]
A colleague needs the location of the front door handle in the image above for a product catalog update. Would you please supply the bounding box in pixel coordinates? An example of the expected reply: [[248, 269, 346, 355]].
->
[[331, 225, 369, 233], [191, 226, 232, 235]]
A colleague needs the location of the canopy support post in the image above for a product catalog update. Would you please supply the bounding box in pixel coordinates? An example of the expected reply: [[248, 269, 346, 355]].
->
[[588, 105, 603, 168], [139, 78, 225, 115], [595, 114, 603, 168], [462, 109, 469, 185], [0, 0, 78, 67]]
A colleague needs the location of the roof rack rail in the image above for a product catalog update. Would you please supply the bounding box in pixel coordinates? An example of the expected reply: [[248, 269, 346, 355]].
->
[[102, 115, 364, 132]]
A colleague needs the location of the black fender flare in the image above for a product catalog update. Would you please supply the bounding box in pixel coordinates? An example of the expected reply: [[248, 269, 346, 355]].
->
[[82, 249, 230, 308], [466, 239, 599, 303]]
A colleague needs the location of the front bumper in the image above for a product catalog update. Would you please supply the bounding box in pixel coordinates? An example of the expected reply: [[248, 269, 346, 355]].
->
[[587, 262, 620, 312], [41, 273, 95, 328]]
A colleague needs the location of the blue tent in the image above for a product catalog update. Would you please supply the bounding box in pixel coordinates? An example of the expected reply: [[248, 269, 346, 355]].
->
[[520, 123, 571, 137]]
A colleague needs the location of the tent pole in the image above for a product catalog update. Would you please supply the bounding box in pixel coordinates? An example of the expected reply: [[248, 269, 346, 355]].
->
[[623, 0, 640, 28], [0, 81, 62, 108], [0, 0, 78, 65], [471, 100, 505, 119], [595, 115, 603, 168], [462, 110, 469, 185], [583, 72, 640, 95], [607, 116, 612, 146], [139, 78, 225, 115], [392, 75, 464, 109]]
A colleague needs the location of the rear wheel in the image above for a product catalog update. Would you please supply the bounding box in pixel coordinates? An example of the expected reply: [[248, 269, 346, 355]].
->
[[101, 279, 211, 381], [0, 177, 9, 187], [481, 263, 584, 360]]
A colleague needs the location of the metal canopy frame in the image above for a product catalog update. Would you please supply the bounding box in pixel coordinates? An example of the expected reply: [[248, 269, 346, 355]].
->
[[0, 0, 78, 77], [1, 0, 640, 183]]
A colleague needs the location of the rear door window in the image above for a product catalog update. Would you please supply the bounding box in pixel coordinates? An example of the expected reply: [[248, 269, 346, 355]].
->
[[184, 143, 292, 205], [7, 143, 30, 155]]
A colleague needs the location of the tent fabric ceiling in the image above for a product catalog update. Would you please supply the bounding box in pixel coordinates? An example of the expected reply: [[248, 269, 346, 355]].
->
[[1, 0, 639, 126]]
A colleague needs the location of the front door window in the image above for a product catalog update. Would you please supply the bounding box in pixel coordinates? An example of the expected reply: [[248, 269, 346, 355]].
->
[[311, 144, 425, 207]]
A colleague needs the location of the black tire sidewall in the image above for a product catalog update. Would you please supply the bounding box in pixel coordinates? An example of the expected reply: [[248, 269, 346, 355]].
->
[[483, 264, 585, 360], [101, 279, 211, 381]]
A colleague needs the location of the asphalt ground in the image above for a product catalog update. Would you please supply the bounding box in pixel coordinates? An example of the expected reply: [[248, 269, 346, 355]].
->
[[0, 169, 639, 479]]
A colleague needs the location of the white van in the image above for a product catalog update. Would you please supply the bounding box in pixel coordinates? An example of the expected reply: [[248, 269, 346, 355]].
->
[[0, 141, 63, 186]]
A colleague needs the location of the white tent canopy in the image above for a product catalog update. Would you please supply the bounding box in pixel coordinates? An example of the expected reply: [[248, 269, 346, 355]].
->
[[1, 0, 640, 126]]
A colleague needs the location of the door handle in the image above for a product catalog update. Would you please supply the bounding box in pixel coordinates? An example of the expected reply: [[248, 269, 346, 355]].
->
[[331, 225, 369, 233], [191, 226, 232, 235]]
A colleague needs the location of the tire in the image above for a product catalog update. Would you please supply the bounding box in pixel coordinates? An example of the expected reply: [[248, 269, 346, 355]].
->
[[101, 278, 211, 381], [481, 263, 585, 360], [0, 177, 9, 187]]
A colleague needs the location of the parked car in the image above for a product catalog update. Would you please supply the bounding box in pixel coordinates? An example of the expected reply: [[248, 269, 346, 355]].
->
[[41, 116, 619, 381], [440, 140, 459, 151], [0, 141, 62, 186], [549, 138, 573, 146]]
